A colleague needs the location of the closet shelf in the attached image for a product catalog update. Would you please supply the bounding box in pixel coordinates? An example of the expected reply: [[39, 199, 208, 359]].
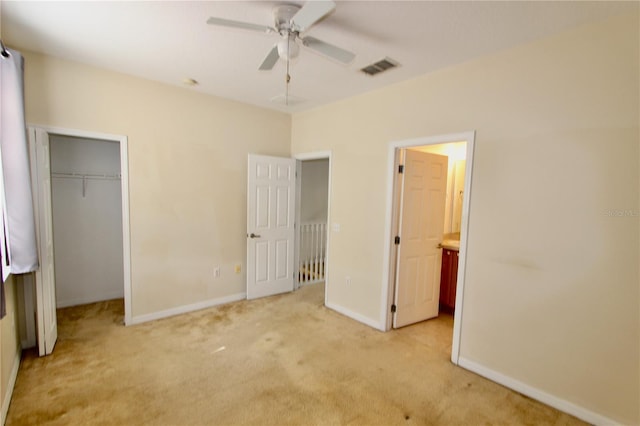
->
[[51, 172, 121, 181]]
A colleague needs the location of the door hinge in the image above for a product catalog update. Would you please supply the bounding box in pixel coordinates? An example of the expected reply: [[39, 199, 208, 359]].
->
[[391, 304, 397, 313], [398, 165, 404, 174], [394, 236, 400, 245]]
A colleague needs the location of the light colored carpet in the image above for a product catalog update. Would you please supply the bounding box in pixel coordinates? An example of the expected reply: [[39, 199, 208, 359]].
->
[[7, 283, 585, 425]]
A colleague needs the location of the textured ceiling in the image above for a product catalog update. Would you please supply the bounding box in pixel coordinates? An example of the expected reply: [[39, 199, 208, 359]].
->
[[1, 1, 634, 113]]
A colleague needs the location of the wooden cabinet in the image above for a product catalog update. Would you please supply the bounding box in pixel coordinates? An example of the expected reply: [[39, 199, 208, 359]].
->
[[439, 248, 459, 313]]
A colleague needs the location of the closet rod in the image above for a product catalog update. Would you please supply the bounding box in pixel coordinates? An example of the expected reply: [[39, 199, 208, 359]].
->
[[51, 172, 121, 181]]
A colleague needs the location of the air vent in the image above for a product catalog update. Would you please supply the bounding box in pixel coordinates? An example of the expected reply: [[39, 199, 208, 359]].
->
[[270, 94, 307, 106], [360, 57, 399, 76]]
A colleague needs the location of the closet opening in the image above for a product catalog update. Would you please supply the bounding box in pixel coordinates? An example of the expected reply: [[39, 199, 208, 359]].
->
[[50, 135, 124, 309], [26, 126, 131, 356]]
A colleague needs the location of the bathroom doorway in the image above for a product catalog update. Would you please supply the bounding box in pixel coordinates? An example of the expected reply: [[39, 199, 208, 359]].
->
[[383, 131, 475, 364]]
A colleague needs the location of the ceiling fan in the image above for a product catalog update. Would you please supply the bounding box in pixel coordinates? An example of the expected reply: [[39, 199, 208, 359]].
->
[[207, 0, 355, 70], [207, 0, 355, 105]]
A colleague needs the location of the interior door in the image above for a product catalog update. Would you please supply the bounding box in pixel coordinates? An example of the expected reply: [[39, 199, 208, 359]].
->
[[30, 128, 58, 355], [247, 154, 296, 299], [393, 149, 448, 328]]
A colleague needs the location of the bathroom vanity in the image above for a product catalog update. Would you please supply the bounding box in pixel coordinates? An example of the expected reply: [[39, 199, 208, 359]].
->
[[439, 236, 460, 313]]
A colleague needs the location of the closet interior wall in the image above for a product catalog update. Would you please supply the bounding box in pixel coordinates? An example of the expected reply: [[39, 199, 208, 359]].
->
[[50, 135, 124, 307]]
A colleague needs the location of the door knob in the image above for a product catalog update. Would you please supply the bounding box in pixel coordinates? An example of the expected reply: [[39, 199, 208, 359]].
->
[[249, 233, 261, 239]]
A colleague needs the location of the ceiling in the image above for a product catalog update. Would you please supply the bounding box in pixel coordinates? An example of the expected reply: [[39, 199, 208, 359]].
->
[[1, 1, 634, 113]]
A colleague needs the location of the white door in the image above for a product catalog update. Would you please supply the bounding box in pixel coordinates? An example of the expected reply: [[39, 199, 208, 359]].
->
[[30, 128, 58, 355], [247, 154, 296, 299], [393, 150, 448, 328]]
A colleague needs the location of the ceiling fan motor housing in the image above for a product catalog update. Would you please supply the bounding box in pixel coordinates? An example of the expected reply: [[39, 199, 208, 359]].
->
[[273, 5, 302, 60], [274, 5, 300, 33]]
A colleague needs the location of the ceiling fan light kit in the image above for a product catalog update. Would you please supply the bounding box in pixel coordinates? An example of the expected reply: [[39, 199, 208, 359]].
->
[[207, 0, 356, 106], [277, 34, 299, 60]]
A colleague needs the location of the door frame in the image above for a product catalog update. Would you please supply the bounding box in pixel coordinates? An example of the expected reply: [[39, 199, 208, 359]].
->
[[293, 151, 332, 306], [381, 131, 475, 364], [27, 125, 133, 328]]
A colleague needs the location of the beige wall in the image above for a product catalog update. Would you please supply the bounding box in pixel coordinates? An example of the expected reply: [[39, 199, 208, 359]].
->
[[291, 14, 639, 425], [23, 51, 291, 318], [1, 275, 20, 420]]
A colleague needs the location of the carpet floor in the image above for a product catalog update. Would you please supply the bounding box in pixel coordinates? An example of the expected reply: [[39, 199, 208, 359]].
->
[[7, 283, 585, 425]]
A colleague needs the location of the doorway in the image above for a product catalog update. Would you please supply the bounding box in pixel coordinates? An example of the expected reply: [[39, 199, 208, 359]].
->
[[50, 135, 124, 308], [245, 151, 331, 305], [296, 158, 329, 286], [27, 126, 132, 355], [294, 151, 331, 306], [382, 132, 475, 364]]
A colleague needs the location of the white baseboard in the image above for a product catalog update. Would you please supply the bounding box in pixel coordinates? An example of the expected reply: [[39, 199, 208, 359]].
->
[[457, 356, 619, 426], [57, 291, 125, 308], [325, 301, 385, 331], [1, 350, 21, 425], [127, 292, 246, 326]]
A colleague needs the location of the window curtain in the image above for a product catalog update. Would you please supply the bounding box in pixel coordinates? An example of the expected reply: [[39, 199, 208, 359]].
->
[[0, 46, 39, 317]]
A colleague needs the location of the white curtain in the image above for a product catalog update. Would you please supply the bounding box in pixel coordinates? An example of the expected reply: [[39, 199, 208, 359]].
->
[[0, 47, 39, 281]]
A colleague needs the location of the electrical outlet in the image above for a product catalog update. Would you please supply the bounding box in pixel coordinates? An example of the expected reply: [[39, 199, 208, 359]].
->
[[214, 266, 221, 278], [345, 276, 351, 285], [234, 264, 241, 274]]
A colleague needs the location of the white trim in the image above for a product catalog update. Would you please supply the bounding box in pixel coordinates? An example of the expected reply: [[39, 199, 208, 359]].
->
[[294, 160, 302, 290], [458, 357, 619, 426], [26, 125, 126, 144], [119, 137, 132, 326], [1, 350, 21, 425], [292, 151, 332, 307], [128, 292, 247, 325], [450, 137, 475, 364], [26, 125, 133, 327], [381, 131, 476, 364], [325, 301, 385, 331], [324, 154, 332, 307], [385, 149, 403, 330], [293, 150, 332, 161], [31, 128, 55, 355]]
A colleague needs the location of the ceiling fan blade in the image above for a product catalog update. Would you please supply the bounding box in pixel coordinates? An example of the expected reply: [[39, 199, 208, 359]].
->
[[259, 45, 280, 71], [291, 0, 335, 32], [302, 36, 355, 64], [207, 17, 275, 34]]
